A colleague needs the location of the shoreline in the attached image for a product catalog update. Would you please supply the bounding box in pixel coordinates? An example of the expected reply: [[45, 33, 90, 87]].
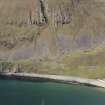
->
[[0, 72, 105, 88]]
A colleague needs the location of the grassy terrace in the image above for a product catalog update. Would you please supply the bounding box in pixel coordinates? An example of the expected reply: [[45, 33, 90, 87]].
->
[[1, 48, 105, 79]]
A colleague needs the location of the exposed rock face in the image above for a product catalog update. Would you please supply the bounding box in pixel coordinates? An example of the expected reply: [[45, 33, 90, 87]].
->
[[45, 0, 79, 25], [0, 0, 105, 60]]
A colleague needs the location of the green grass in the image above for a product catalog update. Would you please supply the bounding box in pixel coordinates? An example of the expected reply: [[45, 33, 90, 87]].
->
[[0, 56, 105, 79], [0, 60, 15, 72]]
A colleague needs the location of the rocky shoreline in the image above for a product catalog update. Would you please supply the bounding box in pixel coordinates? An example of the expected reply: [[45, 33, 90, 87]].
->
[[0, 73, 105, 88]]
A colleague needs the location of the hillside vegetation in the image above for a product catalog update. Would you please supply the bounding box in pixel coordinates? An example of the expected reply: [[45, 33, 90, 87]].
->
[[0, 0, 105, 78]]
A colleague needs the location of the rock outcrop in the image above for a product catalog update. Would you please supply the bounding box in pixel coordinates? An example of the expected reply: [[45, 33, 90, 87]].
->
[[0, 0, 105, 61]]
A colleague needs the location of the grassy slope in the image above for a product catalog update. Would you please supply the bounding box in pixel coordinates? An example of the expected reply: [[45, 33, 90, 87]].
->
[[0, 0, 105, 49], [0, 0, 41, 51], [0, 0, 105, 78]]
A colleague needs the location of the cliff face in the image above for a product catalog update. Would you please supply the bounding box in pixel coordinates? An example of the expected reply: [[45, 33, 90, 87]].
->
[[0, 0, 105, 76], [0, 0, 105, 54]]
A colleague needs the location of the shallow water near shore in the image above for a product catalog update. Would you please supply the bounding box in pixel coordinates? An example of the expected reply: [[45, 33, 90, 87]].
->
[[0, 79, 105, 105]]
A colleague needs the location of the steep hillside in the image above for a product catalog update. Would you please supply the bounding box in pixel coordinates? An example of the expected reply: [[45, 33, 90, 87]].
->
[[0, 0, 105, 78]]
